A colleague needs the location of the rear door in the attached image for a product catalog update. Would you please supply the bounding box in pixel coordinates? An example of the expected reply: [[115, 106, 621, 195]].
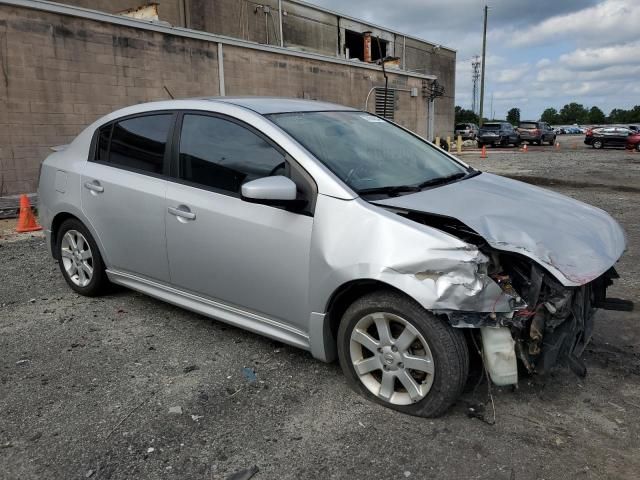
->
[[164, 112, 314, 329], [81, 113, 175, 282], [612, 128, 630, 147]]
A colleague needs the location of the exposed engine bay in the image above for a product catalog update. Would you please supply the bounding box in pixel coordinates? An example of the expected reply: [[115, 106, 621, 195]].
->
[[397, 209, 634, 381]]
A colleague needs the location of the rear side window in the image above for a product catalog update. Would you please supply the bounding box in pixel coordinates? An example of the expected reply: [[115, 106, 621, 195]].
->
[[95, 114, 173, 174], [178, 114, 286, 194]]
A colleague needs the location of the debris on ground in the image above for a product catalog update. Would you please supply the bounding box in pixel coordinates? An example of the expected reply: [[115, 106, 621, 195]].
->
[[168, 406, 183, 415], [226, 465, 259, 480], [183, 365, 199, 373], [242, 367, 257, 383], [85, 469, 95, 478], [15, 359, 31, 367]]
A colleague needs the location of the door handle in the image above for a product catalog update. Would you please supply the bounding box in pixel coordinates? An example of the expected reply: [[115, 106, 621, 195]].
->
[[168, 205, 196, 220], [84, 181, 104, 193]]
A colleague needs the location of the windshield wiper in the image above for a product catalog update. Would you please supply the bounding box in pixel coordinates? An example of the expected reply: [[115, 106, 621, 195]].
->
[[416, 170, 478, 189], [357, 170, 480, 197], [357, 185, 421, 197]]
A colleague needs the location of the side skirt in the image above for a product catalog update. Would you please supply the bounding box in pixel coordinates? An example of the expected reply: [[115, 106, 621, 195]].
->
[[106, 269, 310, 351]]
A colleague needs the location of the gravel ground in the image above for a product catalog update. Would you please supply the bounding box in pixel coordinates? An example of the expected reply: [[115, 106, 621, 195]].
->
[[1, 144, 639, 480]]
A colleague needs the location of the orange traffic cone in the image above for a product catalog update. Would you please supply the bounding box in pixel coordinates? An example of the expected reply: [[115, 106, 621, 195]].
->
[[522, 144, 528, 153], [481, 145, 487, 159], [15, 194, 42, 233], [555, 142, 560, 150]]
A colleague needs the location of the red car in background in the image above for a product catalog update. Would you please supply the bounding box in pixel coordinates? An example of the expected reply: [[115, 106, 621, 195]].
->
[[627, 133, 640, 152]]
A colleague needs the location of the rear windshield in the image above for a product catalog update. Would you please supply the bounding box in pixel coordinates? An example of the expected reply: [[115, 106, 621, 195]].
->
[[519, 122, 538, 129], [481, 123, 501, 130], [455, 124, 469, 130]]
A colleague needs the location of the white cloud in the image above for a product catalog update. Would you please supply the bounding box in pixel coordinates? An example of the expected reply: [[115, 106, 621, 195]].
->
[[495, 65, 530, 83], [511, 0, 640, 47], [558, 41, 640, 70]]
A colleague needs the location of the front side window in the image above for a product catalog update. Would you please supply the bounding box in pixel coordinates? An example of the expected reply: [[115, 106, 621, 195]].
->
[[97, 114, 173, 174], [268, 111, 468, 194], [178, 114, 286, 194]]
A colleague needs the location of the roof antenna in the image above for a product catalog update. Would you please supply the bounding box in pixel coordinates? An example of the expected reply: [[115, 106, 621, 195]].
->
[[163, 85, 175, 99]]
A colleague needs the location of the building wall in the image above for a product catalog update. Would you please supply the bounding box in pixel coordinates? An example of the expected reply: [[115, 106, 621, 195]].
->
[[59, 0, 456, 136], [0, 3, 430, 195]]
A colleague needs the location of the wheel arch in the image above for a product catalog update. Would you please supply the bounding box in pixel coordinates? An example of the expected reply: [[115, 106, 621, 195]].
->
[[50, 210, 108, 266], [312, 278, 417, 363]]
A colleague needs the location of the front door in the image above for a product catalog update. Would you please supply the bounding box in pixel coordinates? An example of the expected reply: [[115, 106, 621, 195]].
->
[[164, 113, 314, 330], [81, 113, 174, 282]]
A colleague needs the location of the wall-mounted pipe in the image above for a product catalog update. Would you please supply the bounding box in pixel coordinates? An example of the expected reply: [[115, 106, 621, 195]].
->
[[278, 0, 284, 47]]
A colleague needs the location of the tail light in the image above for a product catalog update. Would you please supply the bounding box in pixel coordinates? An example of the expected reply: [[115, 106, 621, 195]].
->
[[585, 128, 593, 136]]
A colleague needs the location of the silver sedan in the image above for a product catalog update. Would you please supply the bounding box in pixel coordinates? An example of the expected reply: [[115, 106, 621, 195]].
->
[[38, 98, 629, 416]]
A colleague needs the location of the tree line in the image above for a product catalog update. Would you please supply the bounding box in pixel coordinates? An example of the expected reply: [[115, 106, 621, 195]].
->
[[456, 104, 640, 126]]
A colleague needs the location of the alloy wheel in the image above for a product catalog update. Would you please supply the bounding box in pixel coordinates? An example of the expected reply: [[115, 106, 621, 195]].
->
[[60, 229, 94, 287], [349, 312, 435, 405]]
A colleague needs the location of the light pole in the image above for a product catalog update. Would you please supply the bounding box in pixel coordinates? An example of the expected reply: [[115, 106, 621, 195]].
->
[[478, 5, 488, 126]]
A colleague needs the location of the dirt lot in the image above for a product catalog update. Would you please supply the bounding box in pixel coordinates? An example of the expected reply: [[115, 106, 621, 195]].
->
[[1, 142, 639, 480]]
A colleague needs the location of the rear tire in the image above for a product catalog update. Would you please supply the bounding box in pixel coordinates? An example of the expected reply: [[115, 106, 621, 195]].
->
[[636, 143, 640, 152], [56, 218, 109, 296], [593, 139, 604, 149], [337, 290, 469, 417]]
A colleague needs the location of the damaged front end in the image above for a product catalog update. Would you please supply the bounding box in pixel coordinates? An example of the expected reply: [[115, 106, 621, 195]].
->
[[396, 209, 633, 384]]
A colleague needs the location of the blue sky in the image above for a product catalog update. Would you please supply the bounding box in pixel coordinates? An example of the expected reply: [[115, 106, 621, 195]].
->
[[312, 0, 640, 120]]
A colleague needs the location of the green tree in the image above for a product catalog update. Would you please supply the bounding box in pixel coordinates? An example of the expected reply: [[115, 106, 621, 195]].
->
[[588, 106, 606, 125], [540, 107, 559, 124], [455, 106, 479, 124], [506, 107, 520, 125], [559, 102, 589, 124]]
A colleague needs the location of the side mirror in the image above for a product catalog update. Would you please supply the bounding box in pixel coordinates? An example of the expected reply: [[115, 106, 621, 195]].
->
[[241, 176, 306, 209]]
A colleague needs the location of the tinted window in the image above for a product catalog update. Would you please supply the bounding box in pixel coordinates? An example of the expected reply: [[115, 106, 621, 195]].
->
[[179, 114, 286, 193], [107, 114, 172, 174], [481, 123, 501, 130], [455, 124, 468, 130], [96, 125, 111, 161]]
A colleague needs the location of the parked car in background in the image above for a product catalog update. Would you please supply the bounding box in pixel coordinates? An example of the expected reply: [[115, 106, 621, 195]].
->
[[626, 132, 640, 151], [628, 125, 639, 133], [517, 121, 556, 145], [585, 127, 634, 149], [553, 126, 566, 135], [455, 123, 478, 140], [477, 122, 521, 147]]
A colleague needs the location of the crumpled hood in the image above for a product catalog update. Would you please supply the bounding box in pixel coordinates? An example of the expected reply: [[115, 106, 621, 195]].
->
[[374, 172, 626, 286]]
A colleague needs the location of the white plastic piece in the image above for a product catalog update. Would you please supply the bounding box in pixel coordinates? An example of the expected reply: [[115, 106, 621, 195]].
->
[[480, 327, 518, 386]]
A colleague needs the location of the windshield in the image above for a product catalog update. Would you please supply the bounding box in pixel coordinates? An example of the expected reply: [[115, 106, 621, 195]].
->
[[268, 111, 468, 193], [455, 124, 469, 130], [481, 123, 501, 130]]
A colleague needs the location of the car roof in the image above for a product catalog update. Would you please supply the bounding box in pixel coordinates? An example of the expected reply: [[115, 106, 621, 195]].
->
[[203, 96, 356, 114]]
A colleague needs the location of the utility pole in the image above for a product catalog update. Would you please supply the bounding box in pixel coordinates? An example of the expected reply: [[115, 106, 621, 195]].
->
[[478, 5, 488, 126], [471, 55, 480, 115]]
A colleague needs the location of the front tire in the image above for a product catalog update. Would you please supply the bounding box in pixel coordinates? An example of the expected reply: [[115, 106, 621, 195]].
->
[[56, 218, 109, 296], [337, 291, 469, 417], [593, 139, 604, 149]]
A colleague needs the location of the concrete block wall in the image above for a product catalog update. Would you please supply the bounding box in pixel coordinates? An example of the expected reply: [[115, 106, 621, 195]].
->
[[0, 5, 219, 195], [58, 0, 455, 135], [0, 3, 431, 195]]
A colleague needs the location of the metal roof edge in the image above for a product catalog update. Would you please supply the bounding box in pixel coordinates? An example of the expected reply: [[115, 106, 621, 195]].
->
[[0, 0, 439, 81]]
